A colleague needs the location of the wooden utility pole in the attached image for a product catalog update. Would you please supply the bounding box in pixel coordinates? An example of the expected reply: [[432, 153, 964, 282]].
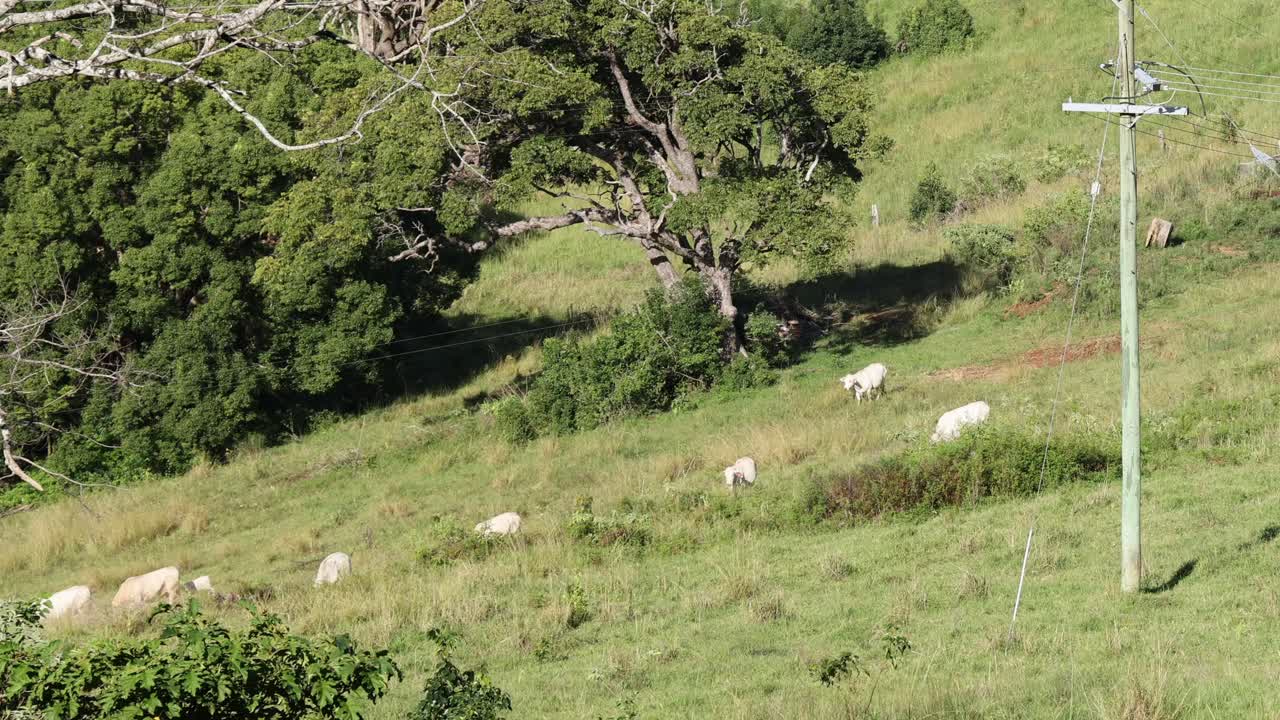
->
[[1117, 0, 1142, 594], [1062, 0, 1185, 594]]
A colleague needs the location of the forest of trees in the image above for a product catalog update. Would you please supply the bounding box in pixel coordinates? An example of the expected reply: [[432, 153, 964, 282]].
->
[[0, 0, 973, 497]]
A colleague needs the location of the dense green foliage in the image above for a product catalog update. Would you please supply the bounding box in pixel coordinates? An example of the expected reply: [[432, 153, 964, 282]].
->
[[896, 0, 976, 55], [409, 631, 511, 720], [784, 0, 890, 69], [0, 602, 400, 719], [944, 224, 1017, 287], [0, 50, 478, 489], [958, 155, 1026, 205], [494, 283, 734, 440], [907, 163, 958, 223], [818, 427, 1119, 521]]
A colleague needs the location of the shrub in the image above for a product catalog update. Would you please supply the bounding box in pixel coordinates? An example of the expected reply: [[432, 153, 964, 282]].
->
[[565, 497, 652, 548], [0, 601, 400, 720], [490, 396, 537, 445], [908, 163, 958, 224], [564, 582, 592, 629], [509, 282, 730, 439], [718, 355, 779, 392], [785, 0, 889, 69], [743, 310, 790, 367], [897, 0, 975, 55], [1035, 143, 1091, 183], [959, 155, 1026, 204], [410, 630, 511, 720], [820, 427, 1118, 521], [419, 517, 500, 566], [945, 224, 1018, 288]]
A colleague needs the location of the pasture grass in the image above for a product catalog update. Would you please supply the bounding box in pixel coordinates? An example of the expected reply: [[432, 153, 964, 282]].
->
[[9, 2, 1280, 717]]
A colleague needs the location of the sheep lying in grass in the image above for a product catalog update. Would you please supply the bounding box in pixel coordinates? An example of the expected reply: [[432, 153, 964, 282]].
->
[[841, 363, 887, 402], [475, 511, 522, 536], [931, 401, 990, 443], [314, 552, 351, 586]]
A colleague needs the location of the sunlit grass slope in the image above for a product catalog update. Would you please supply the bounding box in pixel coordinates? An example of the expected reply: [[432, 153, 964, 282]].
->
[[8, 2, 1280, 719]]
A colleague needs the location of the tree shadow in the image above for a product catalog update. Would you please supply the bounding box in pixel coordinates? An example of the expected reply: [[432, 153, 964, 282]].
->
[[769, 259, 972, 351], [1142, 559, 1197, 595], [387, 311, 595, 399], [1237, 523, 1280, 551]]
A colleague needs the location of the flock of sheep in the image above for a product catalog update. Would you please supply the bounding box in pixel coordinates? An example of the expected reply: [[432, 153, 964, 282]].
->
[[36, 365, 991, 623], [724, 363, 991, 488]]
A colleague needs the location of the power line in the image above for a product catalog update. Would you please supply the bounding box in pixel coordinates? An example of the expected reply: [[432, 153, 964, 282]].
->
[[1082, 112, 1254, 159], [335, 316, 595, 367]]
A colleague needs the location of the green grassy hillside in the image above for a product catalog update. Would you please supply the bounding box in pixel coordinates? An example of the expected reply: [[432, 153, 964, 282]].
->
[[8, 2, 1280, 718]]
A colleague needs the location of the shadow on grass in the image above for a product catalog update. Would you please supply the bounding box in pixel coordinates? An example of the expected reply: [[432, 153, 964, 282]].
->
[[1143, 559, 1197, 594], [770, 259, 973, 350]]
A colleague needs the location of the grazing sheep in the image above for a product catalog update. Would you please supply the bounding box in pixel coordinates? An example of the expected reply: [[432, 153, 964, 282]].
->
[[841, 363, 888, 402], [112, 567, 180, 608], [182, 575, 215, 593], [44, 585, 91, 622], [931, 401, 991, 443], [475, 512, 522, 536], [314, 552, 352, 586], [723, 457, 757, 488]]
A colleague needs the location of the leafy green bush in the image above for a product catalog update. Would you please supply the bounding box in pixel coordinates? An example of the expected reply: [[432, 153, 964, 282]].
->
[[743, 310, 790, 368], [718, 355, 780, 392], [897, 0, 976, 55], [945, 224, 1018, 288], [563, 582, 592, 629], [0, 601, 400, 720], [908, 163, 958, 224], [785, 0, 889, 69], [565, 497, 652, 548], [959, 155, 1026, 204], [490, 396, 537, 445], [820, 427, 1118, 521], [409, 629, 511, 720], [1035, 143, 1092, 183], [506, 282, 730, 439], [418, 517, 502, 566]]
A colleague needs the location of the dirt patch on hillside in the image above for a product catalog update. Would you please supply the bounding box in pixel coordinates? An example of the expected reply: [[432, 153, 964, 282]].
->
[[929, 335, 1127, 382], [1211, 245, 1247, 258], [1005, 283, 1065, 319]]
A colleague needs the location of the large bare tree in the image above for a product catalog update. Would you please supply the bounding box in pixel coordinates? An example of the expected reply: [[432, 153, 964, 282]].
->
[[1, 0, 480, 150]]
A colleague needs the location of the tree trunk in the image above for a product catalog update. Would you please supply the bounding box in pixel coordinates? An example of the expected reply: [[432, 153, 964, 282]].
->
[[640, 240, 681, 290], [702, 267, 747, 357]]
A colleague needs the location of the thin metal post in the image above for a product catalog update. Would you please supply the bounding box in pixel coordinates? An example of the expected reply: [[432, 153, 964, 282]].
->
[[1118, 0, 1143, 594]]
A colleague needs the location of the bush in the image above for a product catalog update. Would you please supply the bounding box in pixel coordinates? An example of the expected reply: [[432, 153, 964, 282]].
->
[[0, 601, 400, 720], [506, 282, 730, 440], [565, 497, 652, 548], [718, 355, 779, 392], [908, 163, 958, 224], [897, 0, 975, 55], [419, 517, 501, 566], [820, 427, 1118, 521], [490, 396, 537, 445], [785, 0, 889, 69], [409, 629, 511, 720], [743, 310, 790, 367], [945, 224, 1018, 288], [959, 155, 1026, 204], [1035, 143, 1091, 183]]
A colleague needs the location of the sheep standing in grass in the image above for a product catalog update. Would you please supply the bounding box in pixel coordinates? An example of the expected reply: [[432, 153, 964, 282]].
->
[[723, 457, 757, 488], [44, 585, 91, 622], [931, 401, 990, 443], [112, 567, 180, 607], [841, 363, 888, 402]]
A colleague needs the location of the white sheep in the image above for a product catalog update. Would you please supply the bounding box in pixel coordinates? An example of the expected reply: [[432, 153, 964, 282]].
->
[[840, 363, 888, 402], [931, 401, 991, 443], [723, 457, 757, 487]]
